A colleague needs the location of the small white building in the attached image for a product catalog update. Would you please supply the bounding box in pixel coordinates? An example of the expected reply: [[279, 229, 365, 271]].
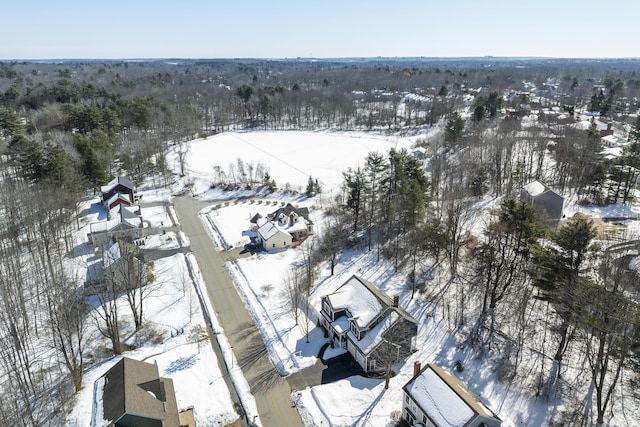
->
[[403, 362, 502, 427], [256, 217, 292, 251]]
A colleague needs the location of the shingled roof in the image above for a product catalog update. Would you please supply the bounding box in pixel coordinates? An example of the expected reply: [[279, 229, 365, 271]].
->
[[95, 357, 180, 427]]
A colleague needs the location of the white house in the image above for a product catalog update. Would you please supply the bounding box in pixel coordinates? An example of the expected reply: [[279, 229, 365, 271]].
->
[[256, 217, 292, 251], [403, 362, 502, 427]]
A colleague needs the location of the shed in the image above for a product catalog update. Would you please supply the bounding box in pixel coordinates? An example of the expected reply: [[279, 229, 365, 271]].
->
[[520, 180, 564, 225]]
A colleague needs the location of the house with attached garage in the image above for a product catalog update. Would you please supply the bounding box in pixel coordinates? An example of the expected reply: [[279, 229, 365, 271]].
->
[[402, 362, 502, 427], [319, 275, 417, 373], [266, 202, 314, 240]]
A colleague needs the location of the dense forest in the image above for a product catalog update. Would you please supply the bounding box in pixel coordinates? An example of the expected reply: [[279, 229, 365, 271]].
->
[[1, 57, 640, 426]]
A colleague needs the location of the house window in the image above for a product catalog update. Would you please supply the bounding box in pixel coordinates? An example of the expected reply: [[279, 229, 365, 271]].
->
[[405, 394, 409, 404], [283, 241, 286, 246], [323, 300, 331, 318], [423, 415, 427, 424], [272, 243, 275, 248], [350, 321, 358, 338]]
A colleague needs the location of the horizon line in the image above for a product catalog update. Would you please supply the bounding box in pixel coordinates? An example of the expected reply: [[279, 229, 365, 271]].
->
[[1, 55, 639, 63]]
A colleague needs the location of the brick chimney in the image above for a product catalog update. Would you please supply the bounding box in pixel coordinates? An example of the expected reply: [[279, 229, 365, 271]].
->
[[289, 212, 295, 227], [413, 361, 421, 378], [393, 295, 399, 308]]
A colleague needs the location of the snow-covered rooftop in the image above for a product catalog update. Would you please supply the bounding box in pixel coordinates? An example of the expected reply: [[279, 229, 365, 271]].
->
[[355, 311, 399, 354], [105, 192, 132, 207], [89, 205, 142, 234], [407, 366, 474, 427], [523, 180, 546, 197], [326, 276, 384, 328], [406, 364, 500, 427], [103, 240, 121, 269], [257, 220, 289, 241], [332, 316, 350, 335], [100, 176, 134, 195]]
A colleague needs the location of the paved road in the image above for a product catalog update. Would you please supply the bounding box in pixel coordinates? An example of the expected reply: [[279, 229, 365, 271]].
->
[[173, 196, 303, 427]]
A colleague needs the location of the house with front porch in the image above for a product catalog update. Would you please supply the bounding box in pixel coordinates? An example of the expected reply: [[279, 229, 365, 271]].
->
[[402, 362, 502, 427], [320, 275, 417, 373]]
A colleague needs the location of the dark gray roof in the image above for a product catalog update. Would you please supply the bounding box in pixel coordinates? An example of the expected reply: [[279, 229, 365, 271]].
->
[[249, 212, 263, 224], [101, 357, 180, 427], [268, 203, 314, 225]]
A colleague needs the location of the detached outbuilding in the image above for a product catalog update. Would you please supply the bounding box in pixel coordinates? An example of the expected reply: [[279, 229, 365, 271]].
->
[[520, 180, 564, 225]]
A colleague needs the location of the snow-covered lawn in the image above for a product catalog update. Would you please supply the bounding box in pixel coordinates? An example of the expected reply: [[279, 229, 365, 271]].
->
[[141, 205, 176, 228], [293, 376, 386, 426], [66, 253, 238, 426], [137, 186, 172, 203], [143, 231, 182, 249]]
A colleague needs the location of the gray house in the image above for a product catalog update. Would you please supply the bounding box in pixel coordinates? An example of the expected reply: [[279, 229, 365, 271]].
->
[[320, 275, 417, 372], [89, 205, 144, 247], [92, 357, 181, 427], [520, 180, 564, 225]]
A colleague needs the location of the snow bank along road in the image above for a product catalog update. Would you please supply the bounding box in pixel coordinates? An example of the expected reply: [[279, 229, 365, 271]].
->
[[173, 196, 303, 427]]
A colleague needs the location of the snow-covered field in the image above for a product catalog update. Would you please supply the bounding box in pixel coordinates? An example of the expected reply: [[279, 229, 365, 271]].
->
[[174, 130, 416, 196]]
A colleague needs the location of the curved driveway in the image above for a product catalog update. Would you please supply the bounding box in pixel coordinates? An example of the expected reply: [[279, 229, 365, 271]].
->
[[173, 196, 303, 427]]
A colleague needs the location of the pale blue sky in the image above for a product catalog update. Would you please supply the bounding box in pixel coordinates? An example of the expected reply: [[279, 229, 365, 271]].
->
[[2, 0, 638, 59]]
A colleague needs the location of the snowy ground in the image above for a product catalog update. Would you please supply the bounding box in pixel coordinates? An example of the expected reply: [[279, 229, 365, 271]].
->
[[68, 130, 640, 427], [181, 131, 640, 427], [141, 205, 172, 227], [171, 130, 414, 196]]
